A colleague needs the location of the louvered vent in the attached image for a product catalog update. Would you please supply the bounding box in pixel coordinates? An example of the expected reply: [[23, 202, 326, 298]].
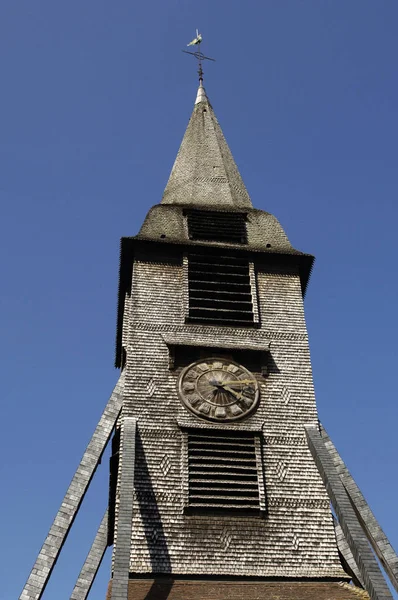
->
[[187, 210, 247, 244], [187, 430, 260, 511], [187, 253, 255, 324]]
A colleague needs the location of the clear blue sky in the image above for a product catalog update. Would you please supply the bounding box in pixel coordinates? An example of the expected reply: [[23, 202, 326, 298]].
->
[[1, 2, 397, 598]]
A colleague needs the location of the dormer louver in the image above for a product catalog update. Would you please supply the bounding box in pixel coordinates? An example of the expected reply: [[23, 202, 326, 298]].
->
[[187, 210, 248, 244]]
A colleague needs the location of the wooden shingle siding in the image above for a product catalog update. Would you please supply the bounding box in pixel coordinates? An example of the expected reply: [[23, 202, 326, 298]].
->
[[117, 261, 345, 578]]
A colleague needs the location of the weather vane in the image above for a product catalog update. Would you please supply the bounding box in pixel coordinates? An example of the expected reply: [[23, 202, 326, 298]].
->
[[183, 29, 215, 84]]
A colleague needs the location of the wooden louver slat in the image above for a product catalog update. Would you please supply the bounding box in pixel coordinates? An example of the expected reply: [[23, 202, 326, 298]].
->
[[187, 210, 248, 244], [187, 253, 255, 325], [187, 431, 260, 511]]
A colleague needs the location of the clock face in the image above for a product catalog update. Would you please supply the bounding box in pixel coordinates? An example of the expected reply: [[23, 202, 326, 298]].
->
[[178, 358, 260, 422]]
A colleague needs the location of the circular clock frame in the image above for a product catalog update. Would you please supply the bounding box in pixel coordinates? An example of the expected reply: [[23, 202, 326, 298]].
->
[[178, 357, 260, 422]]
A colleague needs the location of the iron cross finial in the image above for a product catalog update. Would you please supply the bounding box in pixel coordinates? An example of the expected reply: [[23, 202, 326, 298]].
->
[[182, 30, 215, 84]]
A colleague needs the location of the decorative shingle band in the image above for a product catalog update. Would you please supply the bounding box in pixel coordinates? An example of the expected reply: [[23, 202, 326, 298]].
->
[[19, 376, 124, 600], [264, 435, 307, 446], [138, 428, 182, 439], [230, 181, 251, 197], [134, 491, 181, 504], [192, 176, 228, 183], [305, 424, 393, 600], [140, 434, 307, 446], [268, 498, 330, 509], [130, 491, 329, 510], [132, 322, 308, 341], [70, 510, 108, 600]]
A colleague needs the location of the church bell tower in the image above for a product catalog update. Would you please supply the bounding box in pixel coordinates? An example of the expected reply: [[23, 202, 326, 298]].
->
[[19, 74, 398, 600]]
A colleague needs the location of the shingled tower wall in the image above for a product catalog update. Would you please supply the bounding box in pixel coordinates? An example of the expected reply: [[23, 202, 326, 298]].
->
[[107, 83, 366, 599]]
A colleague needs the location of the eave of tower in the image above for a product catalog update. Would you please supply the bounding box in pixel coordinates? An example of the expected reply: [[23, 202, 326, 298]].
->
[[161, 83, 253, 209]]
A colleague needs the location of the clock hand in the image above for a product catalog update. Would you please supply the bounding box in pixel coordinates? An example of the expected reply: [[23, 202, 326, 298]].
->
[[219, 379, 257, 386], [221, 385, 245, 400]]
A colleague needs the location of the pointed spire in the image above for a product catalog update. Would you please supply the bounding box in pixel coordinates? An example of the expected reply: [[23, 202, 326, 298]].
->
[[195, 81, 208, 105], [161, 85, 252, 208]]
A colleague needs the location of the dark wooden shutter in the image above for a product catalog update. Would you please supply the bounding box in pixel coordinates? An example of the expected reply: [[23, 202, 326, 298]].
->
[[187, 253, 255, 324], [187, 430, 261, 512], [187, 210, 247, 244]]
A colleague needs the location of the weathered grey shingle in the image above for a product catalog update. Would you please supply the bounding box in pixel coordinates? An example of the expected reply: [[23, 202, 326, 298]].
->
[[162, 84, 252, 208]]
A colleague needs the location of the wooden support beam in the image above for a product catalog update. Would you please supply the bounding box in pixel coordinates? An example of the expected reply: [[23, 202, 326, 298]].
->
[[305, 424, 393, 600], [110, 416, 137, 600], [333, 516, 364, 587], [19, 375, 125, 600], [321, 424, 398, 593], [70, 510, 109, 600]]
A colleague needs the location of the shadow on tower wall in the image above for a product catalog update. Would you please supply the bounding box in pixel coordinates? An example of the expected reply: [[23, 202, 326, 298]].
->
[[135, 430, 174, 600]]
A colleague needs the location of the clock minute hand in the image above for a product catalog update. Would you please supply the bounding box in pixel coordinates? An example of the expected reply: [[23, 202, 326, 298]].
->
[[220, 379, 257, 386]]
